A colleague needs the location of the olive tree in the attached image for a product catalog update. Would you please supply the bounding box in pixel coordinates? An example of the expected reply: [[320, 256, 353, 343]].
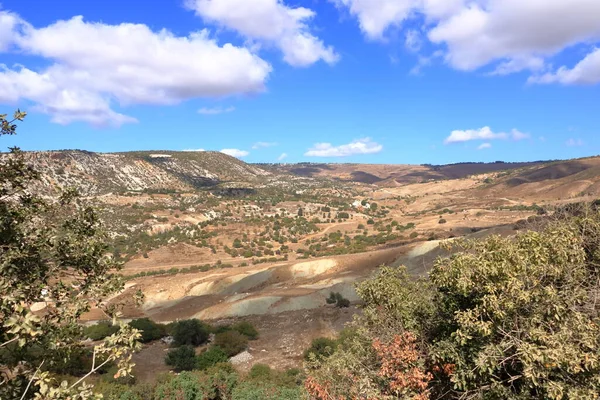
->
[[0, 111, 141, 399]]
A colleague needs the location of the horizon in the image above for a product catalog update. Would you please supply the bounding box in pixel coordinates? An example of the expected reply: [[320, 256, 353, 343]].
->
[[0, 0, 598, 164], [6, 147, 595, 167]]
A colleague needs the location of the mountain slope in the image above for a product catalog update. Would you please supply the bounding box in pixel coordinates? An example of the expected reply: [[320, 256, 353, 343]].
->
[[6, 150, 272, 195]]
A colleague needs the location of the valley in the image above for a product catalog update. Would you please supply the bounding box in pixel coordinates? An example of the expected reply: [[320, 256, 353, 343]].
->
[[19, 149, 600, 376]]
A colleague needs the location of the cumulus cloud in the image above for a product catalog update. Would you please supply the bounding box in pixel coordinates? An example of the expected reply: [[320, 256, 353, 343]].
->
[[220, 148, 249, 157], [333, 0, 600, 83], [277, 152, 288, 161], [477, 143, 491, 150], [198, 106, 235, 115], [445, 127, 529, 144], [566, 138, 584, 147], [252, 141, 277, 149], [305, 137, 383, 157], [185, 0, 338, 67], [0, 11, 271, 126], [529, 48, 600, 85]]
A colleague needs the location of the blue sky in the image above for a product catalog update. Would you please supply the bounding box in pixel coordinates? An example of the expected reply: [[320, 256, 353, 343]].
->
[[0, 0, 599, 164]]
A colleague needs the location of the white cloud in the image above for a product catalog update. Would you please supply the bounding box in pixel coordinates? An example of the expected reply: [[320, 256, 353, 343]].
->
[[185, 0, 339, 67], [0, 10, 21, 51], [444, 126, 506, 144], [477, 142, 491, 150], [566, 138, 584, 147], [252, 141, 277, 149], [198, 106, 235, 115], [529, 48, 600, 85], [183, 148, 206, 152], [445, 127, 530, 144], [333, 0, 600, 83], [511, 129, 530, 141], [0, 11, 271, 126], [405, 29, 422, 52], [220, 148, 249, 157], [332, 0, 416, 40], [305, 137, 383, 157], [277, 152, 288, 161]]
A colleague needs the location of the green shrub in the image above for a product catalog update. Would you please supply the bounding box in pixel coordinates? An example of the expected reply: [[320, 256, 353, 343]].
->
[[165, 345, 197, 372], [247, 363, 272, 381], [303, 337, 337, 361], [232, 382, 303, 400], [231, 321, 259, 340], [196, 346, 228, 371], [84, 321, 119, 341], [153, 370, 237, 400], [326, 292, 350, 308], [128, 318, 165, 343], [213, 331, 248, 357], [172, 319, 211, 347]]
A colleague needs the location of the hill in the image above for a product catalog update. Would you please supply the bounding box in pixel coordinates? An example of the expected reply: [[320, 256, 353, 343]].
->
[[2, 150, 273, 195], [264, 160, 548, 185]]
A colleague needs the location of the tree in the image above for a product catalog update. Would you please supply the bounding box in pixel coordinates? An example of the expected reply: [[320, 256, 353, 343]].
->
[[128, 318, 165, 343], [0, 111, 141, 399], [165, 345, 197, 372], [213, 331, 248, 357], [172, 319, 210, 347], [196, 346, 228, 371]]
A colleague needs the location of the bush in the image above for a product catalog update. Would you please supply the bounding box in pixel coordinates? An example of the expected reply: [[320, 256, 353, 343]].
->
[[84, 321, 119, 341], [213, 331, 248, 357], [196, 347, 228, 371], [231, 321, 259, 340], [165, 345, 197, 372], [128, 318, 165, 343], [438, 218, 447, 224], [172, 319, 211, 347], [304, 337, 337, 361], [307, 210, 600, 399], [326, 292, 350, 308], [247, 363, 272, 381], [154, 370, 237, 400], [232, 382, 303, 400]]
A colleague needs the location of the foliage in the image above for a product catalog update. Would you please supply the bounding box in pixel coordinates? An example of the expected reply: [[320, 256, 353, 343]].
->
[[196, 346, 228, 371], [213, 331, 248, 357], [307, 210, 600, 399], [128, 318, 166, 343], [0, 110, 141, 399], [325, 292, 350, 308], [232, 382, 305, 400], [172, 319, 211, 347], [303, 338, 337, 362], [231, 321, 259, 340], [84, 322, 120, 341], [165, 345, 197, 372], [153, 370, 238, 400]]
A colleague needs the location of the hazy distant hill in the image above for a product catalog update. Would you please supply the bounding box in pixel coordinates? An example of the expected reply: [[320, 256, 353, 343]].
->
[[3, 150, 272, 195]]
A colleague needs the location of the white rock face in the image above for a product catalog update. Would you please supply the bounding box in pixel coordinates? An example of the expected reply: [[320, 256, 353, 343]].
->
[[229, 350, 253, 365]]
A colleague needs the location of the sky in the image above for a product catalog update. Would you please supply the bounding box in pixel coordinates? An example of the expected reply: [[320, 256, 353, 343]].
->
[[0, 0, 599, 165]]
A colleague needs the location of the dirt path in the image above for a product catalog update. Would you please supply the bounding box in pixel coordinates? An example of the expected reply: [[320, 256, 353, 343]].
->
[[304, 221, 357, 241]]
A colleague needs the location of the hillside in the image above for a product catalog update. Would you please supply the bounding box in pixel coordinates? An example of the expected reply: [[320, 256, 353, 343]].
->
[[3, 150, 273, 195], [265, 160, 547, 185]]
